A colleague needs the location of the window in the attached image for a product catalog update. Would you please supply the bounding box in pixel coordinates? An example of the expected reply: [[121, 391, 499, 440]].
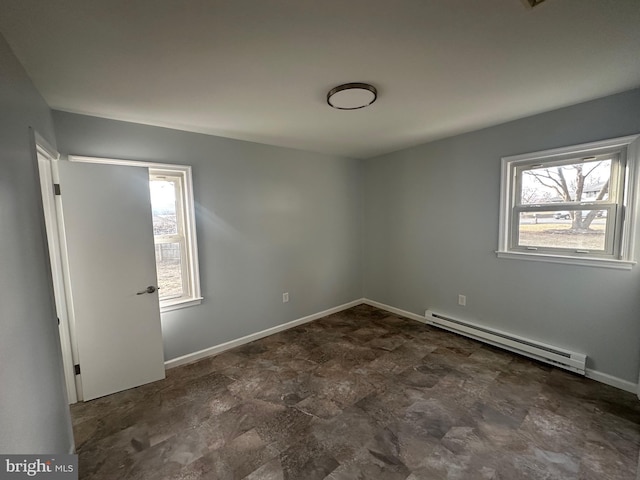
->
[[149, 166, 202, 310], [498, 134, 640, 269]]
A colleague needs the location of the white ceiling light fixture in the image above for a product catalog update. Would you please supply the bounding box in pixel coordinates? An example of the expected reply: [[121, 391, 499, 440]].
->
[[327, 83, 377, 110]]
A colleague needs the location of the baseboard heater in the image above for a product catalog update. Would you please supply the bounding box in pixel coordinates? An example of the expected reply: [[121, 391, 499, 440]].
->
[[424, 310, 587, 375]]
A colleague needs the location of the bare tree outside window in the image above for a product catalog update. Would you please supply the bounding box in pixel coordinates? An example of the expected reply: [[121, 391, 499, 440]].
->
[[522, 160, 610, 232], [513, 157, 615, 251]]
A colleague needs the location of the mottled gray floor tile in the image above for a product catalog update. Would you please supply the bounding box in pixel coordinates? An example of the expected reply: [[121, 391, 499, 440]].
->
[[367, 332, 409, 352], [519, 406, 590, 453], [421, 372, 492, 409], [254, 406, 314, 451], [440, 426, 486, 455], [71, 305, 640, 480], [326, 447, 410, 480], [294, 395, 343, 419], [346, 325, 392, 343], [312, 406, 389, 464], [278, 437, 338, 480], [308, 364, 381, 408], [242, 458, 284, 480], [403, 443, 473, 478]]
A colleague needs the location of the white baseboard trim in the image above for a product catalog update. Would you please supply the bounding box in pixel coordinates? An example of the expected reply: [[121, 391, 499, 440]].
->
[[165, 298, 365, 369], [362, 298, 426, 323], [363, 299, 638, 395], [585, 368, 637, 393]]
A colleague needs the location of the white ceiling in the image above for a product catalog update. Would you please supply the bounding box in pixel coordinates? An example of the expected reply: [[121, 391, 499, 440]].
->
[[1, 0, 639, 159]]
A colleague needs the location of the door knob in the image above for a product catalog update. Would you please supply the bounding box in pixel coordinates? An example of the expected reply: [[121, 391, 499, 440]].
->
[[137, 286, 158, 295]]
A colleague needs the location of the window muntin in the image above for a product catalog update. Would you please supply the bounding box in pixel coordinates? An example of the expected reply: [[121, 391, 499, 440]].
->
[[498, 135, 639, 268], [149, 168, 201, 309]]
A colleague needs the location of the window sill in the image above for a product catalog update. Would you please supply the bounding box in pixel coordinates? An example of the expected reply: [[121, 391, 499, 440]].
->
[[496, 251, 636, 270], [160, 297, 203, 313]]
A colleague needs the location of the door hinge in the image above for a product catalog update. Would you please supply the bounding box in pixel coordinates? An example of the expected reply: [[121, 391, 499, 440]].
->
[[74, 364, 81, 375], [54, 183, 61, 196]]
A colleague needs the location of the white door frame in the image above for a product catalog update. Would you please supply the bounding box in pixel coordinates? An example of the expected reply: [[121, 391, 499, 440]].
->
[[34, 131, 81, 403]]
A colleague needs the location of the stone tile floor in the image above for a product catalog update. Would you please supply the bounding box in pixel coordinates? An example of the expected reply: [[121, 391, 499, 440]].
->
[[71, 305, 640, 479]]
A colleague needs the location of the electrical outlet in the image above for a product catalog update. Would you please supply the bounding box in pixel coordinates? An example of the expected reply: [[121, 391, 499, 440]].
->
[[458, 294, 466, 306], [282, 292, 289, 303]]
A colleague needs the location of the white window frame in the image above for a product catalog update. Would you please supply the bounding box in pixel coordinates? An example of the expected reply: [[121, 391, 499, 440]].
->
[[150, 168, 201, 310], [69, 156, 202, 311], [497, 134, 640, 270]]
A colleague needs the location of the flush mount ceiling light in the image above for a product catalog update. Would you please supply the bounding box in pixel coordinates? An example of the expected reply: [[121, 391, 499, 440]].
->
[[327, 83, 377, 110]]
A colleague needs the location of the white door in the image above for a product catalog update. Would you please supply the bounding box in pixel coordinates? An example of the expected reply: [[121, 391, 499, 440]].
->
[[58, 160, 165, 401]]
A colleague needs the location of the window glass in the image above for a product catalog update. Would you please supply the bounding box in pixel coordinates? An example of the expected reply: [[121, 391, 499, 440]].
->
[[150, 180, 178, 236], [520, 159, 611, 205], [517, 211, 607, 251], [154, 242, 184, 300], [149, 168, 201, 309], [497, 134, 639, 268]]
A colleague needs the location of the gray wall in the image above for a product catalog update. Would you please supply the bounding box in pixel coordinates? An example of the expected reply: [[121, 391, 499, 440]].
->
[[363, 88, 640, 383], [0, 34, 73, 453], [52, 112, 363, 361]]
